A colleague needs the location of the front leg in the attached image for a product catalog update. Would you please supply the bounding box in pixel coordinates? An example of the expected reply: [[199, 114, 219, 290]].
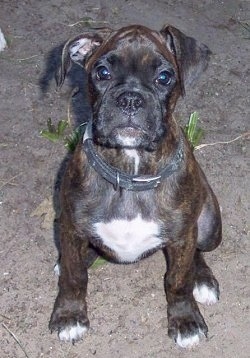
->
[[163, 227, 208, 349], [49, 212, 93, 343]]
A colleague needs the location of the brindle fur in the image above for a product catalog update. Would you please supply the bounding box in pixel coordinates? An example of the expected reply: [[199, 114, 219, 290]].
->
[[49, 24, 222, 346]]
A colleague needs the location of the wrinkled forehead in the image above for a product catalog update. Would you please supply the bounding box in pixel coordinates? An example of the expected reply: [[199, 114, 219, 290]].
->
[[106, 27, 173, 63], [107, 44, 163, 71], [88, 26, 176, 70]]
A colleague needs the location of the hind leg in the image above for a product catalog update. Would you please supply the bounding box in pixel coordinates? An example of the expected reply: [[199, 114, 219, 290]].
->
[[194, 181, 221, 305], [193, 250, 219, 305], [197, 181, 222, 252]]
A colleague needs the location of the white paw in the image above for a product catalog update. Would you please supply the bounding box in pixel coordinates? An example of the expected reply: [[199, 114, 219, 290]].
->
[[176, 329, 204, 349], [58, 322, 88, 342], [193, 283, 218, 305], [53, 263, 60, 276]]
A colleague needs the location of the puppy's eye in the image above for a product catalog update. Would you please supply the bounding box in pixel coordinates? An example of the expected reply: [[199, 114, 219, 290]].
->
[[96, 66, 111, 80], [156, 70, 172, 85]]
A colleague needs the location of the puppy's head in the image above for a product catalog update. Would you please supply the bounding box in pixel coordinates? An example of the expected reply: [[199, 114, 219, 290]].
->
[[59, 25, 211, 151]]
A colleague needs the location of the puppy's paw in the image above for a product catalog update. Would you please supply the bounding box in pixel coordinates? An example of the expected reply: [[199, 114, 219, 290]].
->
[[176, 328, 206, 349], [49, 303, 89, 343], [58, 322, 88, 343], [168, 302, 208, 349], [193, 283, 219, 305]]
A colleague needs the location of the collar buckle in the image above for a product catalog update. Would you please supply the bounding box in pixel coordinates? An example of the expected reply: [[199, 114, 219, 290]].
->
[[132, 175, 161, 187]]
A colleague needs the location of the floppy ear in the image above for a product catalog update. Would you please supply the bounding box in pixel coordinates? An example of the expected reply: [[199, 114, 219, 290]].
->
[[56, 28, 112, 88], [160, 25, 211, 94]]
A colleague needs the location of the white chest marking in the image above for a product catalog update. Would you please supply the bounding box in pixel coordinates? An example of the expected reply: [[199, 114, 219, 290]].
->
[[124, 149, 140, 174], [94, 214, 161, 262], [117, 135, 137, 148]]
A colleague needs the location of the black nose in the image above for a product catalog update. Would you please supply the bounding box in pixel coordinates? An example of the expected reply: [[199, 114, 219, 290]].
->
[[116, 92, 144, 115]]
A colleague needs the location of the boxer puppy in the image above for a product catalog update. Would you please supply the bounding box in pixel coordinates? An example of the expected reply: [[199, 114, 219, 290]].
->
[[49, 24, 222, 349]]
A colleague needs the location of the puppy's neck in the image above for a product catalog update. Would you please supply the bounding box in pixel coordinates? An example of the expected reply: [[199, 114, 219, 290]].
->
[[92, 145, 149, 176], [124, 149, 140, 175], [92, 132, 181, 178]]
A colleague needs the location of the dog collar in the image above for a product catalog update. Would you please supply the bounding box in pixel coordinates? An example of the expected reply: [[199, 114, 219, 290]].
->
[[82, 122, 184, 191]]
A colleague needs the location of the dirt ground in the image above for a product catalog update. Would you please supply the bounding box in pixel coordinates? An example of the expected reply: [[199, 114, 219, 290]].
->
[[0, 0, 249, 357]]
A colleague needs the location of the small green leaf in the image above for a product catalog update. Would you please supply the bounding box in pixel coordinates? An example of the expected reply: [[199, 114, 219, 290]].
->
[[184, 111, 204, 149], [64, 123, 87, 152], [40, 130, 60, 142], [40, 118, 70, 143], [47, 118, 56, 133], [57, 120, 69, 136], [91, 257, 107, 269], [64, 128, 81, 152]]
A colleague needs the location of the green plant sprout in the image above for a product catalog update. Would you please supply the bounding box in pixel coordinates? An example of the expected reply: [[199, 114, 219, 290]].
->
[[184, 111, 203, 149], [40, 118, 69, 143], [40, 119, 86, 151], [91, 257, 108, 269]]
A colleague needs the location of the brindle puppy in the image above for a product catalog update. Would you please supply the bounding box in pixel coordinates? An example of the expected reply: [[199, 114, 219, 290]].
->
[[49, 24, 222, 349]]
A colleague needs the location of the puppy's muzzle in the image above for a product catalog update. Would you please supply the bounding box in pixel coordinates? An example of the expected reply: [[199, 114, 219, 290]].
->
[[116, 91, 145, 115]]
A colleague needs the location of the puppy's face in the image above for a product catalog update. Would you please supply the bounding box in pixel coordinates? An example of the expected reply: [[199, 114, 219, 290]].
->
[[89, 37, 178, 151], [59, 25, 211, 151]]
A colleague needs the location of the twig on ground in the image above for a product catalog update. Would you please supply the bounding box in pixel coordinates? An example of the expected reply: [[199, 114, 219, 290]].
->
[[0, 173, 22, 190], [2, 322, 30, 358], [16, 55, 39, 62], [68, 19, 109, 27], [0, 313, 11, 320], [195, 132, 250, 150]]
